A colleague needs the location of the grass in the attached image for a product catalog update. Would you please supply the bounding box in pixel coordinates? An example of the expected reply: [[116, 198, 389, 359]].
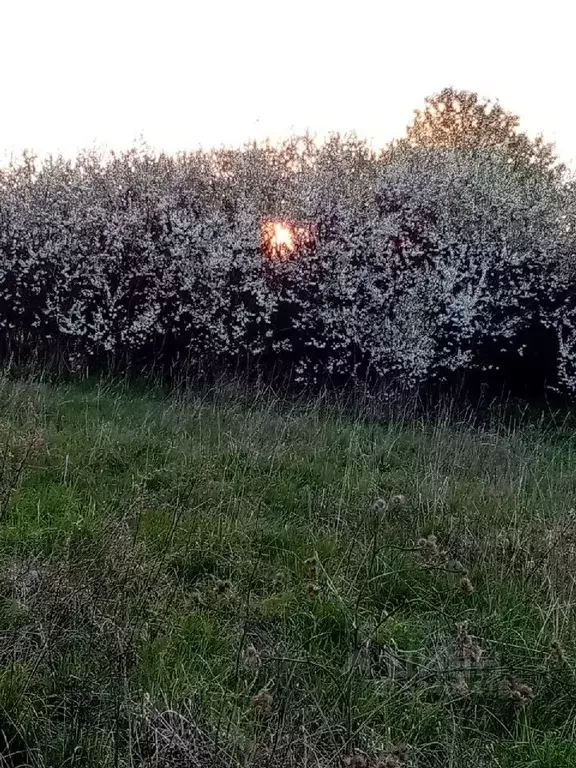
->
[[0, 374, 575, 766]]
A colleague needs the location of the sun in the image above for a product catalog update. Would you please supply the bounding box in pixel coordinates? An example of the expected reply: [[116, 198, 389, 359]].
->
[[260, 218, 315, 260], [272, 222, 295, 252]]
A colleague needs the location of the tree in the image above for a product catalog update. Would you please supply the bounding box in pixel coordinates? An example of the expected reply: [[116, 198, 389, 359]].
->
[[403, 87, 561, 176]]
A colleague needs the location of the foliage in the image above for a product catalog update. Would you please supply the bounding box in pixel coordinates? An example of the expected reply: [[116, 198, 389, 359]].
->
[[0, 126, 574, 394], [403, 87, 561, 177]]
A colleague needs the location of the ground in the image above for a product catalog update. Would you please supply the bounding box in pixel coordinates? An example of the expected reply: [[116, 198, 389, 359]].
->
[[0, 374, 575, 767]]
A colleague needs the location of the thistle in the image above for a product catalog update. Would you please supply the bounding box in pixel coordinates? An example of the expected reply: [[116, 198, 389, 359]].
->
[[252, 688, 273, 714], [243, 643, 261, 669], [507, 678, 534, 707]]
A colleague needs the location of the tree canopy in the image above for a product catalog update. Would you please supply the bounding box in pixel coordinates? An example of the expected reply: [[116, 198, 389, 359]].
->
[[403, 87, 561, 176]]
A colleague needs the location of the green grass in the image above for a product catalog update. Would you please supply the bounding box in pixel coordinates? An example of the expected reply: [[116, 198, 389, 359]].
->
[[0, 374, 576, 766]]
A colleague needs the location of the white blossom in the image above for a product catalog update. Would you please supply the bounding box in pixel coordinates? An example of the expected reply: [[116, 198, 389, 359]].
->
[[0, 139, 574, 391]]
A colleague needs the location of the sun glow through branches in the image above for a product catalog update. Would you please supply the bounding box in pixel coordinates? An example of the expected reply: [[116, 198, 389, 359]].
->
[[260, 218, 315, 259]]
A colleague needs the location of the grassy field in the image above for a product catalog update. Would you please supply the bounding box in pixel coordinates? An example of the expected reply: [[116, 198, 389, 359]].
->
[[1, 375, 576, 767]]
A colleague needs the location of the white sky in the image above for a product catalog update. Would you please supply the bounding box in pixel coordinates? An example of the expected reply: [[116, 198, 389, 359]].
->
[[2, 0, 575, 163]]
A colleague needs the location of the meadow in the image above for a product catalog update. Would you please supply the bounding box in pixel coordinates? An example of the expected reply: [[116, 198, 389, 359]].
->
[[1, 372, 575, 767]]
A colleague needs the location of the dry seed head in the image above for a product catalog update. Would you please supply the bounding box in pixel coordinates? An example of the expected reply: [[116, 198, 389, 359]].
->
[[463, 639, 483, 664], [343, 752, 368, 768], [451, 674, 469, 697], [243, 643, 261, 669], [308, 581, 321, 595], [507, 679, 534, 707], [214, 578, 233, 594], [456, 621, 470, 641], [391, 744, 408, 760], [417, 534, 439, 560], [550, 641, 566, 663], [389, 494, 407, 509], [456, 622, 483, 663], [304, 556, 318, 583], [460, 576, 475, 595], [304, 556, 318, 570], [252, 688, 273, 714], [376, 745, 408, 768], [373, 498, 388, 512]]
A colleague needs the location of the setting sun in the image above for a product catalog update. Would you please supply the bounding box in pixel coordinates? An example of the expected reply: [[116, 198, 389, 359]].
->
[[260, 219, 315, 259], [272, 222, 295, 253]]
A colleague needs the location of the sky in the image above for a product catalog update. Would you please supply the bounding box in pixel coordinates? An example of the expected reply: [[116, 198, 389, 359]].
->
[[2, 0, 576, 164]]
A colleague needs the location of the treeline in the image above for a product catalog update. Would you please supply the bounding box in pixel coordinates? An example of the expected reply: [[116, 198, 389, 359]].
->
[[1, 89, 575, 396]]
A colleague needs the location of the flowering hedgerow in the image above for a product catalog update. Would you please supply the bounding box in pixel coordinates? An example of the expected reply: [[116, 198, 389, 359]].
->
[[0, 137, 574, 392]]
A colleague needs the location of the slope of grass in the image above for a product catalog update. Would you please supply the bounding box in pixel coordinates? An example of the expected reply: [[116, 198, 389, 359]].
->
[[0, 374, 575, 767]]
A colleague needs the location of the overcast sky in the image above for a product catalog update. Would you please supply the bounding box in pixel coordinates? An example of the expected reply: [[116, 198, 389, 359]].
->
[[2, 0, 575, 163]]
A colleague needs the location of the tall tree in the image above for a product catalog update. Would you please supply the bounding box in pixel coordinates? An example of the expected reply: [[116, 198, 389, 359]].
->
[[404, 87, 561, 176]]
